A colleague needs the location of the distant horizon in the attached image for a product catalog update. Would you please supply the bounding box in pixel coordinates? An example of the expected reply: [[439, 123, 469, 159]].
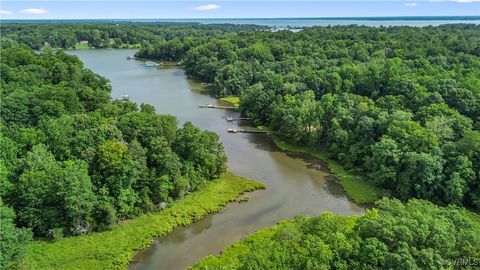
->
[[1, 1, 479, 20], [2, 15, 479, 21]]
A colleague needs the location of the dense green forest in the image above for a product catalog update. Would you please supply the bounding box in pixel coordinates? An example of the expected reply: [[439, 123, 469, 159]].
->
[[0, 39, 227, 268], [137, 24, 480, 210], [195, 198, 480, 269], [2, 22, 480, 269], [0, 23, 266, 49]]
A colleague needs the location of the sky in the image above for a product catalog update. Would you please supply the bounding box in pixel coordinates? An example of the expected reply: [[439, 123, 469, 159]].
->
[[0, 1, 479, 19]]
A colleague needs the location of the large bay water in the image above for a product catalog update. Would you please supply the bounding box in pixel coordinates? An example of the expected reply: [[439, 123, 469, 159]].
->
[[13, 16, 479, 28], [128, 17, 480, 27], [68, 49, 363, 270]]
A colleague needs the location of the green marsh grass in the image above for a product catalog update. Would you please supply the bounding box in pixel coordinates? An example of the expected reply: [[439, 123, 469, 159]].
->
[[22, 172, 264, 270], [258, 126, 387, 204]]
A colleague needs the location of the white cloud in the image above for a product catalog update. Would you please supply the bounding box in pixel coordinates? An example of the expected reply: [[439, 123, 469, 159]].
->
[[404, 2, 418, 6], [0, 9, 13, 15], [20, 8, 48, 15], [428, 0, 480, 2], [191, 4, 220, 11]]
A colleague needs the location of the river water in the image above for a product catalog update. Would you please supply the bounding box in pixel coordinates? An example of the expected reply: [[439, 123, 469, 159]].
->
[[68, 49, 363, 270]]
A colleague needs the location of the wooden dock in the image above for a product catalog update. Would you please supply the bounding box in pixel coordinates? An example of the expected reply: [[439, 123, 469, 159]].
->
[[226, 116, 250, 122], [227, 128, 267, 134], [199, 104, 236, 109]]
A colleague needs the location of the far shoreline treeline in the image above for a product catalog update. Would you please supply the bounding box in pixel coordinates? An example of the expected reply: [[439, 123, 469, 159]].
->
[[1, 15, 479, 23]]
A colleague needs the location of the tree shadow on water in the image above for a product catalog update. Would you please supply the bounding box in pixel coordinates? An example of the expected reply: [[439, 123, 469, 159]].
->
[[323, 175, 347, 198]]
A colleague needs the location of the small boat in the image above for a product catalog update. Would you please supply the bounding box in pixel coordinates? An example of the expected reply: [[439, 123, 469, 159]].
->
[[144, 61, 159, 67], [126, 56, 133, 60], [121, 94, 130, 101], [228, 128, 238, 133]]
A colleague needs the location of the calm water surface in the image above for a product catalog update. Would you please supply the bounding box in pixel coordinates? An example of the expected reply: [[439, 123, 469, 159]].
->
[[133, 18, 480, 27], [68, 49, 363, 270]]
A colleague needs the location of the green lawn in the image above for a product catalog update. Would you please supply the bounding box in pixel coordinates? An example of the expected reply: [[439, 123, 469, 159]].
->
[[219, 96, 240, 108], [258, 126, 387, 204], [21, 172, 264, 270], [120, 43, 141, 49], [73, 43, 90, 50]]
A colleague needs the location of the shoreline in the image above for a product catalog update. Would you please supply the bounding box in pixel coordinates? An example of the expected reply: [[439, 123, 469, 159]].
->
[[255, 125, 387, 204], [213, 92, 385, 204], [21, 172, 265, 270]]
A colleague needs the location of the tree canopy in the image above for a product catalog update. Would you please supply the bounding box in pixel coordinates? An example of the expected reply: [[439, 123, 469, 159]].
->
[[0, 39, 227, 268], [138, 24, 480, 209], [2, 22, 480, 269], [0, 22, 266, 50], [195, 199, 480, 270]]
